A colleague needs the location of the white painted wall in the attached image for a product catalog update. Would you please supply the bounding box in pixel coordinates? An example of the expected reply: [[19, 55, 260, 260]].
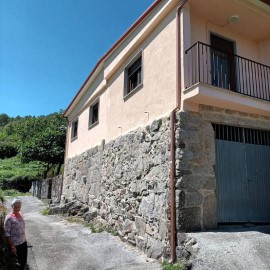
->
[[260, 37, 270, 66], [190, 12, 260, 62]]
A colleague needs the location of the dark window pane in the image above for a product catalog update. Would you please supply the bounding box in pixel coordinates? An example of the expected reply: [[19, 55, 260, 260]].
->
[[128, 57, 141, 76], [72, 120, 78, 139], [92, 102, 99, 124], [127, 56, 142, 94]]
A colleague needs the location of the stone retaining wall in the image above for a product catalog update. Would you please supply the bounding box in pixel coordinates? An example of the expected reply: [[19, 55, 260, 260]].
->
[[173, 106, 270, 267], [174, 109, 216, 232], [63, 117, 171, 259], [62, 105, 270, 262], [175, 105, 270, 232], [31, 175, 62, 203]]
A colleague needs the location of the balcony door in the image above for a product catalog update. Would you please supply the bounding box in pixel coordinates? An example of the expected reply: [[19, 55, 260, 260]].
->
[[211, 34, 236, 91]]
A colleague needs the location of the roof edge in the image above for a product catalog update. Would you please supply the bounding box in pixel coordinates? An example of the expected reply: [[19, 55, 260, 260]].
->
[[63, 0, 163, 118]]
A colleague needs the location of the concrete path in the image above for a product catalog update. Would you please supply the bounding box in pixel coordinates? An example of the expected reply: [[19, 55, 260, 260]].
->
[[188, 225, 270, 270], [6, 196, 161, 270]]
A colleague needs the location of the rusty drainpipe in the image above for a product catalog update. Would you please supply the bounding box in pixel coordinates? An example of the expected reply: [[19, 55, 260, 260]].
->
[[170, 0, 189, 263]]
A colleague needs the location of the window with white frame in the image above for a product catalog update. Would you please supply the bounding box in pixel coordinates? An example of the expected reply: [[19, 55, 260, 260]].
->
[[71, 119, 78, 140], [89, 99, 99, 128], [124, 52, 142, 97]]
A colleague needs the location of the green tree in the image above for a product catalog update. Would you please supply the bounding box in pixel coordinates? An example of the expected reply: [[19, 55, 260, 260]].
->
[[0, 114, 9, 127], [20, 112, 67, 177], [0, 111, 67, 180]]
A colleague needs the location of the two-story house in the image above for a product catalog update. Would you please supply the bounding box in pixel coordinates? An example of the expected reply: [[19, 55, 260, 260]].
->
[[62, 0, 270, 261]]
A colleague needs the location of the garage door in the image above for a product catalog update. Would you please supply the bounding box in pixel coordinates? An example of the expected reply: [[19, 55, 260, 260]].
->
[[213, 124, 270, 223]]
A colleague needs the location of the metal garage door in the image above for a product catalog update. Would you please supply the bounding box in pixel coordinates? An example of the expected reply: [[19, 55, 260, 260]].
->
[[213, 124, 270, 223]]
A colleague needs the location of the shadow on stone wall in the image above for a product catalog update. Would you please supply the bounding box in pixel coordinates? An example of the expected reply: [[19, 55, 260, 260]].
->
[[62, 117, 171, 260]]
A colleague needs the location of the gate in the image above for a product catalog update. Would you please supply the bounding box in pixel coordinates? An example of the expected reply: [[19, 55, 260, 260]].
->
[[213, 124, 270, 223]]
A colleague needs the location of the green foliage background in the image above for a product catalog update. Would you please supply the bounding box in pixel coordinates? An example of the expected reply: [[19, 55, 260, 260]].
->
[[0, 112, 67, 191]]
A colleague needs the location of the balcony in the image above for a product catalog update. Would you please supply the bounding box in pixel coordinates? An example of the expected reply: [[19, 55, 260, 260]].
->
[[183, 42, 270, 116]]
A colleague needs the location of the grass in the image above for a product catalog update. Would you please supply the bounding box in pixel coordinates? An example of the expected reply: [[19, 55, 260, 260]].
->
[[88, 223, 118, 235], [65, 216, 84, 223], [0, 189, 29, 197], [0, 156, 43, 182], [106, 227, 118, 236], [40, 207, 49, 215], [162, 261, 182, 270], [64, 219, 118, 236], [88, 223, 105, 233]]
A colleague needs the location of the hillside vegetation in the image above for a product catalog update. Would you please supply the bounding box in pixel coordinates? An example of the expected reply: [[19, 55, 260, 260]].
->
[[0, 112, 67, 191]]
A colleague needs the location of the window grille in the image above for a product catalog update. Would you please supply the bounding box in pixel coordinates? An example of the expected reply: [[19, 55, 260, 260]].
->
[[212, 124, 270, 146]]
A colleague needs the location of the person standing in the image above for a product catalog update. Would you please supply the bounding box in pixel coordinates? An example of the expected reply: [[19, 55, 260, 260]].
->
[[4, 198, 27, 270]]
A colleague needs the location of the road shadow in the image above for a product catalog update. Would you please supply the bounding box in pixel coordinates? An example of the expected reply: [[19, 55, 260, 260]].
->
[[217, 224, 270, 234]]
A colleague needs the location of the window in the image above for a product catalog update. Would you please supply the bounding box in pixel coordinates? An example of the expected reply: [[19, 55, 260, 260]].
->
[[71, 119, 78, 140], [124, 53, 142, 97], [89, 99, 99, 128]]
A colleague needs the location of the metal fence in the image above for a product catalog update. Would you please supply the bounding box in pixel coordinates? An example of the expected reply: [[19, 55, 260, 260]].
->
[[185, 42, 270, 101]]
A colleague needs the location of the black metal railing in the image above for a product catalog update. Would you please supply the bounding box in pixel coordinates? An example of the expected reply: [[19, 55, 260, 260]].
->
[[185, 42, 270, 102]]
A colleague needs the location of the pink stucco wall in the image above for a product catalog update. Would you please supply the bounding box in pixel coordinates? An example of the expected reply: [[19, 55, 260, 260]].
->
[[65, 0, 270, 159]]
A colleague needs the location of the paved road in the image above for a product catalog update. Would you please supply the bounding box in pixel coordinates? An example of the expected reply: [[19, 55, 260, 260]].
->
[[9, 196, 270, 270], [6, 196, 161, 270], [188, 225, 270, 270]]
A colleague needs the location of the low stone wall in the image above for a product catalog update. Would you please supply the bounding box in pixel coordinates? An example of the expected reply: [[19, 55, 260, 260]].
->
[[31, 181, 42, 198], [63, 117, 171, 259], [51, 175, 63, 203], [32, 175, 62, 203]]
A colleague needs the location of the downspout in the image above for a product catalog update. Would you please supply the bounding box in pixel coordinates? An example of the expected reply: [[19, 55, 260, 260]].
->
[[170, 0, 189, 263]]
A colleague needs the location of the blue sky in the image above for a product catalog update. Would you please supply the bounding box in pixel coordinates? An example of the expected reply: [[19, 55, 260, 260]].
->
[[0, 0, 154, 117]]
